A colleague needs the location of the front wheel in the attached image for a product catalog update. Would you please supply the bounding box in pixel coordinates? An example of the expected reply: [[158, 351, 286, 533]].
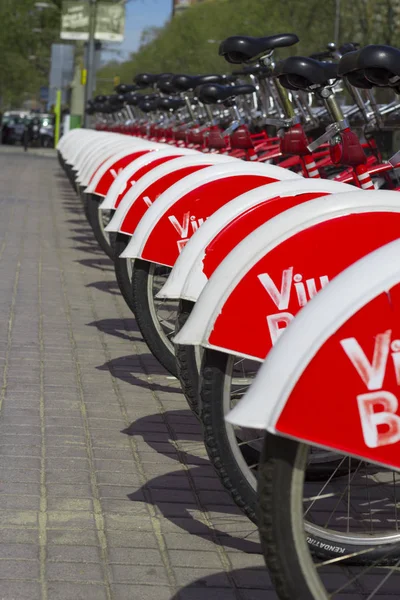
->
[[200, 349, 261, 522], [258, 434, 400, 599], [174, 300, 203, 416], [113, 232, 135, 313], [86, 194, 114, 259], [199, 349, 370, 525], [131, 259, 179, 376]]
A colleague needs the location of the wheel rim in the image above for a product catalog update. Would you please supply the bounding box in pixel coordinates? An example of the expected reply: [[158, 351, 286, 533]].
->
[[194, 346, 203, 371], [126, 257, 134, 279], [147, 262, 179, 354], [98, 206, 111, 245], [288, 444, 400, 597], [221, 355, 376, 507], [303, 453, 400, 547], [222, 355, 263, 491]]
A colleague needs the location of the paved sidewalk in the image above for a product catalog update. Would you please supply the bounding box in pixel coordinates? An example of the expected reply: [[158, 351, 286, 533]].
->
[[0, 145, 275, 600]]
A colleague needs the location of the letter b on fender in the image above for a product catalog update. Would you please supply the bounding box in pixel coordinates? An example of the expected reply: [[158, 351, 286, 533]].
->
[[267, 312, 294, 345], [357, 391, 400, 448]]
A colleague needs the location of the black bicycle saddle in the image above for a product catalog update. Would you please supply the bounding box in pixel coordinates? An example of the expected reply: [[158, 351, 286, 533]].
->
[[275, 56, 338, 90], [358, 45, 400, 87], [197, 83, 256, 105], [219, 33, 299, 64]]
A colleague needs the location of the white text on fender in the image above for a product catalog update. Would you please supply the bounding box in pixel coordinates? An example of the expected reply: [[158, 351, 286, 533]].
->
[[168, 212, 205, 253], [258, 267, 329, 345], [341, 330, 400, 448]]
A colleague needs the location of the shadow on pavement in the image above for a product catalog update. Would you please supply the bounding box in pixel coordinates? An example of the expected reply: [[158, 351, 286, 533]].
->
[[96, 354, 176, 392], [122, 410, 261, 555], [65, 218, 89, 226], [87, 318, 139, 342], [70, 233, 100, 245], [72, 244, 103, 255], [170, 566, 275, 599], [77, 257, 114, 272], [62, 200, 84, 214], [86, 279, 121, 295]]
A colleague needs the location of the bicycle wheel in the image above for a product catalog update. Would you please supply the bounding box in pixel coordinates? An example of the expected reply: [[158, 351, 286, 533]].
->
[[131, 259, 179, 375], [86, 194, 114, 259], [79, 188, 90, 220], [113, 232, 135, 313], [174, 300, 203, 416], [200, 349, 355, 523], [258, 434, 400, 599], [200, 349, 262, 522]]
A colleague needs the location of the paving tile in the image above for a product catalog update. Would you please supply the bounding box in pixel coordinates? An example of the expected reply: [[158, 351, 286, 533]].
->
[[0, 511, 38, 527], [111, 584, 173, 600], [46, 582, 108, 600], [46, 529, 99, 546], [0, 543, 39, 560], [47, 544, 102, 563], [111, 564, 169, 584], [105, 530, 159, 549], [0, 558, 40, 579], [108, 547, 163, 565], [0, 529, 39, 545], [46, 484, 92, 498], [47, 511, 95, 529], [178, 589, 238, 600], [0, 581, 41, 599], [47, 498, 93, 512], [47, 561, 104, 582], [0, 495, 41, 510], [169, 549, 225, 569], [173, 566, 231, 587]]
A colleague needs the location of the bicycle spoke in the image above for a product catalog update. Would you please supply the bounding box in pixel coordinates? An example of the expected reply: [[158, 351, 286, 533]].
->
[[237, 436, 264, 447], [303, 456, 348, 517], [150, 267, 179, 348], [364, 558, 400, 599]]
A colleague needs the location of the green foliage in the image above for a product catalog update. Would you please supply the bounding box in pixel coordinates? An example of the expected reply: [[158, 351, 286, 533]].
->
[[0, 0, 61, 109], [96, 0, 400, 95], [340, 0, 400, 46]]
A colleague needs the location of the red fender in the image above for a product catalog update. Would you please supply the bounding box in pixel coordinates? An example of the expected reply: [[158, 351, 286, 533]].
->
[[88, 157, 109, 186], [276, 283, 400, 468], [114, 154, 184, 208], [208, 212, 400, 360], [141, 174, 278, 266], [119, 164, 211, 234], [202, 192, 329, 280], [93, 150, 153, 197]]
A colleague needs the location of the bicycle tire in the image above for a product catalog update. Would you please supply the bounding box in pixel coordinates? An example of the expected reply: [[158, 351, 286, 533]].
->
[[258, 435, 329, 600], [113, 232, 135, 313], [86, 194, 114, 259], [200, 349, 368, 525], [200, 348, 258, 522], [174, 300, 201, 416], [131, 259, 177, 376]]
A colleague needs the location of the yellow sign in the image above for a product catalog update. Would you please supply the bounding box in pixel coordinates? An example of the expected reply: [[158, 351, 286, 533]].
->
[[81, 68, 87, 85], [114, 76, 120, 87], [54, 90, 62, 147]]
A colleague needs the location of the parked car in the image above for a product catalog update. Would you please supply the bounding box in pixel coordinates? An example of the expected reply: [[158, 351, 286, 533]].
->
[[1, 111, 30, 145]]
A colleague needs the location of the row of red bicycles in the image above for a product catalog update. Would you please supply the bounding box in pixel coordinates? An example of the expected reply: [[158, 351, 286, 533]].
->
[[59, 34, 400, 599]]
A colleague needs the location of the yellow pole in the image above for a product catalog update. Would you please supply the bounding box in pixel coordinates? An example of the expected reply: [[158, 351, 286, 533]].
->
[[54, 89, 62, 147]]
